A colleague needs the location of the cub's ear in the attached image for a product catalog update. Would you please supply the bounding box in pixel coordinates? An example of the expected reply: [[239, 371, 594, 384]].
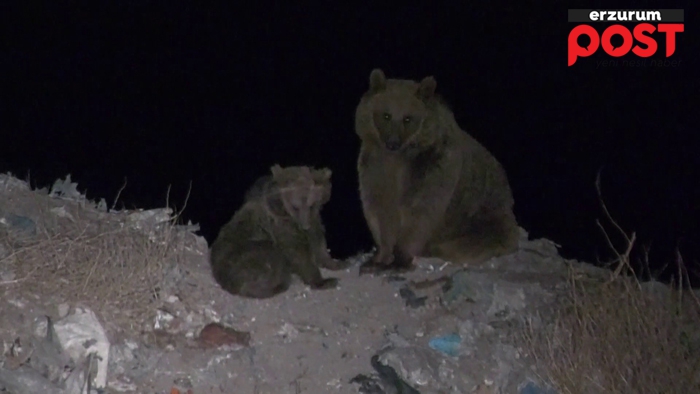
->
[[369, 68, 387, 93], [270, 164, 284, 179], [313, 168, 332, 183], [312, 184, 332, 205], [417, 75, 436, 100]]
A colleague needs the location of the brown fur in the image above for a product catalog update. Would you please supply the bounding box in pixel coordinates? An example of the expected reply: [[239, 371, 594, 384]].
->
[[209, 165, 346, 299], [355, 69, 520, 274]]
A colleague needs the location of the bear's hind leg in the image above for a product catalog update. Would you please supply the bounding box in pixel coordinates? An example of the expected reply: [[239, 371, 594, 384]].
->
[[289, 251, 339, 291], [215, 249, 293, 299], [430, 209, 520, 265]]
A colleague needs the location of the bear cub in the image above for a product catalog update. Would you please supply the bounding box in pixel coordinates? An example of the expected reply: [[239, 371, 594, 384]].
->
[[209, 164, 346, 298]]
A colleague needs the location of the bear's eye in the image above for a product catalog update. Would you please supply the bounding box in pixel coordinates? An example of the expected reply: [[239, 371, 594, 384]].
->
[[403, 116, 412, 124], [383, 113, 391, 121]]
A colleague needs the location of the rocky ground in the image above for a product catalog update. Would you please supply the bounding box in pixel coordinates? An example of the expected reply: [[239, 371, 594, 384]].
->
[[0, 172, 629, 393]]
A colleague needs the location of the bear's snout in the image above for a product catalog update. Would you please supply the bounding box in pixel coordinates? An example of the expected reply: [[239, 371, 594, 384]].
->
[[384, 135, 402, 151]]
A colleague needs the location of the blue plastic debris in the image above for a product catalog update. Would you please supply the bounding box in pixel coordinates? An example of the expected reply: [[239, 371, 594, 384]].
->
[[519, 381, 558, 394], [1, 213, 36, 236], [428, 333, 461, 357]]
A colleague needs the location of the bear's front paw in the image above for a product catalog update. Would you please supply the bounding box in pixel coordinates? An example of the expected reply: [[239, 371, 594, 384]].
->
[[371, 246, 395, 265], [391, 251, 416, 273]]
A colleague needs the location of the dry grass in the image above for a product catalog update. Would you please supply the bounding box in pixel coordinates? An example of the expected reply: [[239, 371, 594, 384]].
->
[[0, 175, 193, 333], [524, 173, 700, 393], [526, 267, 700, 393]]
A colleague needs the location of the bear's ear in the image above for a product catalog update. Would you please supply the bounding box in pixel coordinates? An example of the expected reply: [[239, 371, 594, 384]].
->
[[369, 68, 387, 93], [417, 75, 436, 100], [314, 168, 332, 183], [270, 164, 284, 179]]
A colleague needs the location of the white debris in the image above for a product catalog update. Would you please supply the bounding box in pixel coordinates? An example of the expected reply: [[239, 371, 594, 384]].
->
[[53, 307, 110, 390], [154, 309, 175, 330], [57, 303, 71, 318], [50, 206, 76, 221], [126, 208, 174, 229], [49, 174, 84, 201]]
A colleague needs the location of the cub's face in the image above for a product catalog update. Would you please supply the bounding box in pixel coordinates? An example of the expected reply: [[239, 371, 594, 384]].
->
[[270, 165, 332, 230], [278, 183, 328, 230], [371, 92, 428, 151]]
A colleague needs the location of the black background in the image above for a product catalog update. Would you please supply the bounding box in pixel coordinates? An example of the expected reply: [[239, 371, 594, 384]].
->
[[2, 3, 698, 282]]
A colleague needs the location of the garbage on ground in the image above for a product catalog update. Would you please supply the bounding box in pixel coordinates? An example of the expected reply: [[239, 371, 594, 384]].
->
[[0, 172, 640, 393], [49, 174, 84, 202], [428, 333, 461, 357], [0, 213, 37, 237], [197, 322, 251, 349], [441, 270, 480, 306], [518, 380, 559, 394], [0, 311, 107, 394], [399, 286, 427, 308], [53, 307, 110, 390], [350, 354, 422, 394]]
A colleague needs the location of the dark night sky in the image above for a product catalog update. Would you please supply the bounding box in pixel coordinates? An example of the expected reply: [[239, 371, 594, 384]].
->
[[2, 3, 698, 278]]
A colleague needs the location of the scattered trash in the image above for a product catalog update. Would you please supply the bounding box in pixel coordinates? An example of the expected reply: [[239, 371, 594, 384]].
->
[[518, 380, 559, 394], [176, 220, 201, 233], [197, 322, 251, 349], [441, 270, 479, 305], [399, 286, 428, 308], [172, 376, 194, 393], [50, 206, 76, 221], [376, 346, 438, 389], [0, 316, 72, 393], [349, 373, 385, 394], [277, 322, 300, 342], [170, 387, 194, 394], [57, 303, 71, 318], [346, 249, 375, 267], [0, 171, 624, 392], [125, 207, 178, 242], [428, 333, 461, 357], [487, 282, 527, 319], [108, 377, 137, 392], [154, 309, 176, 330], [0, 173, 31, 191], [63, 352, 99, 394], [28, 316, 70, 385], [385, 331, 412, 348], [0, 212, 36, 249], [371, 354, 422, 394], [126, 208, 174, 229], [49, 174, 84, 201], [0, 367, 64, 394], [0, 213, 37, 237], [350, 354, 423, 394], [385, 275, 407, 283], [53, 307, 111, 390]]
